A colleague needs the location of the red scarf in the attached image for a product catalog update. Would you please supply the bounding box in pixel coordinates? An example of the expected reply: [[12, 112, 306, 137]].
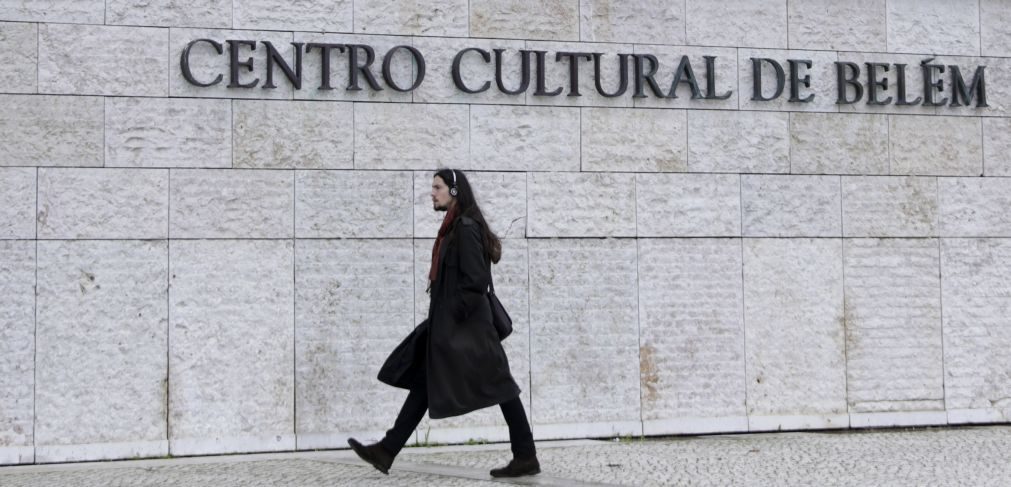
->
[[429, 205, 460, 285]]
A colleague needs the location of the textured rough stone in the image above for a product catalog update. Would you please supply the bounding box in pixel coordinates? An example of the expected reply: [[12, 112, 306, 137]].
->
[[742, 175, 842, 237], [413, 171, 526, 239], [939, 177, 1011, 237], [685, 0, 787, 48], [0, 0, 104, 23], [169, 28, 295, 100], [788, 0, 886, 51], [291, 33, 415, 104], [688, 110, 789, 173], [842, 176, 938, 237], [981, 0, 1011, 57], [106, 97, 231, 169], [234, 0, 352, 31], [0, 168, 34, 239], [635, 173, 741, 237], [743, 238, 847, 424], [527, 172, 636, 237], [790, 113, 889, 175], [890, 116, 982, 176], [170, 169, 294, 239], [833, 52, 941, 116], [38, 168, 169, 240], [469, 105, 580, 172], [630, 45, 738, 111], [39, 24, 167, 97], [0, 22, 37, 94], [0, 95, 103, 167], [296, 170, 412, 238], [0, 241, 34, 454], [581, 108, 686, 172], [523, 41, 633, 108], [471, 0, 579, 41], [984, 118, 1011, 176], [354, 103, 468, 170], [843, 238, 944, 414], [106, 0, 231, 28], [35, 241, 167, 449], [234, 100, 353, 169], [354, 0, 467, 36], [580, 0, 685, 44], [528, 239, 640, 427], [169, 240, 294, 452], [887, 0, 980, 56], [411, 37, 526, 105], [932, 55, 1011, 118], [738, 49, 838, 112]]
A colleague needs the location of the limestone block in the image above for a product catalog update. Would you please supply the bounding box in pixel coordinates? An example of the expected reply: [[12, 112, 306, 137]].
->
[[790, 113, 889, 175], [413, 171, 526, 239], [106, 97, 231, 168], [580, 0, 685, 45], [528, 239, 640, 427], [843, 238, 944, 414], [0, 168, 35, 239], [296, 170, 412, 238], [0, 95, 103, 167], [0, 0, 104, 23], [788, 0, 886, 52], [35, 241, 167, 457], [295, 239, 412, 439], [291, 32, 415, 103], [0, 241, 35, 457], [685, 0, 787, 49], [38, 168, 169, 240], [688, 110, 789, 173], [581, 108, 686, 172], [890, 116, 982, 176], [527, 172, 636, 237], [742, 175, 842, 237], [470, 0, 579, 41], [631, 45, 738, 111], [234, 100, 353, 169], [234, 0, 352, 32], [638, 239, 746, 423], [842, 176, 938, 237], [743, 238, 847, 424], [39, 24, 167, 97], [982, 0, 1011, 57], [106, 0, 231, 28], [469, 105, 580, 172], [0, 22, 37, 94], [635, 173, 741, 237], [169, 240, 294, 454], [939, 177, 1011, 237], [737, 48, 838, 112], [354, 103, 468, 170], [523, 40, 633, 108], [169, 28, 295, 100], [984, 118, 1011, 176], [354, 0, 467, 36], [833, 52, 941, 116], [411, 37, 526, 105], [170, 169, 294, 239], [931, 55, 1011, 118], [887, 0, 980, 56]]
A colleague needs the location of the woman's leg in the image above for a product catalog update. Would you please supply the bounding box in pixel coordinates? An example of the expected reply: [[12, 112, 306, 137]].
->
[[379, 386, 428, 457], [499, 396, 536, 459]]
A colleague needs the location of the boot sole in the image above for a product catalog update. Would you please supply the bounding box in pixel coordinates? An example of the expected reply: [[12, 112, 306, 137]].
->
[[347, 439, 390, 475], [490, 467, 541, 477]]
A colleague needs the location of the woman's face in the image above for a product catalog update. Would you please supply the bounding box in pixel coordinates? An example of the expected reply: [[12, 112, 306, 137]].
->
[[431, 175, 454, 211]]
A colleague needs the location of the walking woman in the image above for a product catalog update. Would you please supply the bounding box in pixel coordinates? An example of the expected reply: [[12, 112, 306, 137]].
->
[[348, 168, 539, 478]]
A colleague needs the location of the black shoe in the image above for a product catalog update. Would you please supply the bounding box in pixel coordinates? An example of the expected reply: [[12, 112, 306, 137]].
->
[[347, 438, 393, 475], [490, 456, 541, 477]]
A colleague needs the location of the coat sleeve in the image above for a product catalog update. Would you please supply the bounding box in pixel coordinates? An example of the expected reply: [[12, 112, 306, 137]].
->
[[455, 221, 490, 320]]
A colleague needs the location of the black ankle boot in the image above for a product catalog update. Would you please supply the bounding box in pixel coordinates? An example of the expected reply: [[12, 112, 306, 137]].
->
[[347, 438, 394, 475], [490, 456, 541, 477]]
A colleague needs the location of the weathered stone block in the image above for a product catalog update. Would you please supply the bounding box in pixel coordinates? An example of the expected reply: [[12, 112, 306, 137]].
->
[[737, 48, 838, 112], [890, 116, 982, 176], [234, 0, 352, 32], [0, 241, 35, 459], [469, 105, 580, 172], [411, 37, 526, 105], [0, 95, 103, 167], [887, 0, 980, 56], [581, 107, 686, 172], [0, 22, 37, 94], [527, 172, 636, 237], [106, 97, 231, 168], [291, 32, 415, 104], [297, 170, 412, 238], [413, 171, 526, 239], [471, 0, 578, 41], [631, 45, 738, 111], [354, 0, 467, 36], [169, 28, 295, 100], [354, 103, 468, 170], [790, 113, 889, 175], [982, 0, 1011, 56], [234, 100, 353, 169], [842, 176, 938, 237], [635, 173, 741, 237], [984, 118, 1011, 176], [38, 168, 169, 240], [106, 0, 231, 28], [788, 0, 886, 52], [834, 52, 943, 116], [0, 168, 34, 239], [580, 0, 685, 45], [0, 0, 104, 23], [170, 169, 294, 239], [688, 110, 789, 173], [685, 0, 787, 48], [939, 177, 1011, 237], [742, 175, 842, 237], [39, 24, 167, 97], [931, 55, 1010, 118]]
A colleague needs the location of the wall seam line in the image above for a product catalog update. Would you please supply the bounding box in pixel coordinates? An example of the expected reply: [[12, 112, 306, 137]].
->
[[738, 174, 748, 431], [166, 168, 172, 454], [33, 167, 39, 462], [292, 169, 297, 449]]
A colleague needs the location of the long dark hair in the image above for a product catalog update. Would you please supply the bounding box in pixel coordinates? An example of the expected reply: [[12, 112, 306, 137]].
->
[[435, 168, 502, 264]]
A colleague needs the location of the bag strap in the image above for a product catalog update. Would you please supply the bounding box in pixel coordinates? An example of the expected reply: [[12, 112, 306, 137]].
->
[[488, 263, 496, 295]]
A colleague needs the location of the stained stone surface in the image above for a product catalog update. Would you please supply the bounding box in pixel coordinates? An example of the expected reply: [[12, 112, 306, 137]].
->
[[841, 176, 938, 238], [939, 177, 1011, 237], [106, 97, 231, 168], [292, 33, 415, 104], [35, 240, 168, 448], [354, 0, 467, 36], [39, 24, 168, 97], [296, 170, 412, 238], [981, 0, 1011, 57], [737, 48, 838, 112], [234, 100, 353, 169], [581, 108, 686, 172], [38, 168, 169, 240], [0, 95, 103, 167], [741, 174, 842, 237], [787, 0, 886, 52], [528, 238, 640, 426], [354, 103, 468, 170], [580, 0, 685, 45], [843, 238, 944, 414], [887, 0, 980, 56], [635, 173, 741, 237], [413, 171, 527, 239], [0, 241, 35, 454], [630, 45, 738, 111], [470, 0, 579, 41], [411, 37, 527, 105], [790, 113, 889, 175], [0, 22, 37, 94], [637, 238, 746, 422], [524, 40, 634, 108], [170, 169, 294, 239], [527, 172, 636, 237], [685, 0, 787, 48], [890, 116, 983, 176], [234, 0, 352, 31], [743, 238, 847, 421], [0, 168, 35, 239], [106, 0, 231, 28], [0, 0, 104, 23], [169, 240, 294, 447], [468, 105, 580, 172], [688, 110, 790, 173], [983, 118, 1011, 176], [834, 52, 940, 116], [168, 28, 295, 100]]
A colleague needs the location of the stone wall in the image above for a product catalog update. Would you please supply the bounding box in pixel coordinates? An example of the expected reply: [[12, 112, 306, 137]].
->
[[2, 0, 1011, 464]]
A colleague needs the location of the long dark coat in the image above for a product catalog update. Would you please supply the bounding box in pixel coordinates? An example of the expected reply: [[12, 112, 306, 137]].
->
[[378, 216, 520, 419]]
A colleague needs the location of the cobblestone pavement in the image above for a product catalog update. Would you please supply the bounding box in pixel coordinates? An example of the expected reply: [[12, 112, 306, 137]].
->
[[3, 426, 1010, 486]]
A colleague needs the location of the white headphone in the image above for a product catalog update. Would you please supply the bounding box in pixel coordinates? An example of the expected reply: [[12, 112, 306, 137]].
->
[[449, 170, 458, 197]]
